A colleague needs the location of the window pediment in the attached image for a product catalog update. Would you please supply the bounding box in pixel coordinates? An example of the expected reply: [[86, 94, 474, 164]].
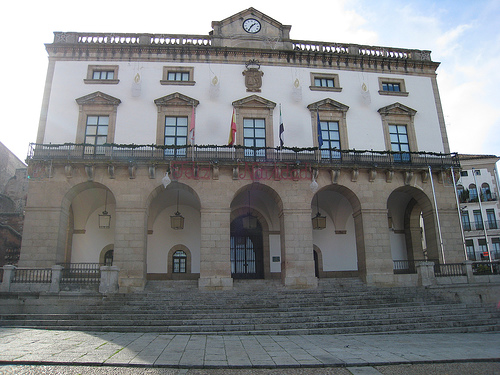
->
[[307, 98, 349, 113], [154, 92, 199, 107], [232, 95, 276, 110], [378, 102, 416, 117], [75, 91, 121, 106]]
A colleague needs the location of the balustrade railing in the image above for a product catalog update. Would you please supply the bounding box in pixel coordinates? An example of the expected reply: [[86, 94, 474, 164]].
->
[[12, 268, 52, 283], [28, 143, 459, 169], [393, 259, 438, 274], [434, 263, 467, 277], [463, 221, 499, 231], [58, 263, 101, 284], [472, 261, 500, 275], [52, 32, 431, 61]]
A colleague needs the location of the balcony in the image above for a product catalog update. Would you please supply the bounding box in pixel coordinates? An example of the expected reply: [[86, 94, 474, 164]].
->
[[27, 143, 459, 170], [463, 221, 498, 231]]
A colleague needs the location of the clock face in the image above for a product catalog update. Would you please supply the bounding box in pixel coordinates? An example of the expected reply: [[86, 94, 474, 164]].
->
[[243, 18, 261, 34]]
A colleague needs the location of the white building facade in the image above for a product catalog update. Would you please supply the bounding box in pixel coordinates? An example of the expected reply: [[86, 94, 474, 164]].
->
[[20, 8, 463, 292], [457, 155, 500, 261]]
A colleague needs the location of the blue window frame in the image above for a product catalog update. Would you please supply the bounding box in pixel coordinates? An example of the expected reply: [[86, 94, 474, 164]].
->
[[320, 121, 341, 159], [389, 124, 410, 162], [164, 116, 188, 157], [243, 118, 266, 159]]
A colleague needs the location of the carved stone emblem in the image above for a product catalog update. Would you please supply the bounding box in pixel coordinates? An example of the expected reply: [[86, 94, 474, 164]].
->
[[242, 60, 264, 92]]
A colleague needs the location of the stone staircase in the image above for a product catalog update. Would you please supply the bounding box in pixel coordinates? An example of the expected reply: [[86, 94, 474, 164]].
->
[[1, 278, 499, 334]]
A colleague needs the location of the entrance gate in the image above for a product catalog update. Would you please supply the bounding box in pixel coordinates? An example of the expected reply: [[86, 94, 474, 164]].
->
[[230, 217, 264, 279]]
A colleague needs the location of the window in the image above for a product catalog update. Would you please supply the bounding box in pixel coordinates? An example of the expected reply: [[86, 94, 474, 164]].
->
[[320, 121, 341, 159], [474, 169, 481, 175], [460, 171, 468, 177], [486, 209, 497, 229], [154, 92, 199, 153], [243, 118, 266, 159], [469, 184, 478, 201], [378, 77, 408, 96], [379, 103, 417, 160], [85, 65, 119, 84], [104, 250, 114, 266], [478, 239, 488, 259], [461, 210, 471, 231], [389, 124, 410, 162], [481, 183, 492, 201], [75, 92, 121, 146], [310, 73, 342, 92], [172, 250, 187, 273], [307, 98, 349, 153], [473, 210, 483, 230], [465, 239, 475, 260], [164, 117, 188, 157], [161, 66, 195, 86], [492, 238, 500, 259], [232, 95, 276, 151]]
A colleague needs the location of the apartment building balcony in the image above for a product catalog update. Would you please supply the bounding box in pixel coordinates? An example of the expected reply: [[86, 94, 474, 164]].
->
[[463, 221, 499, 232], [27, 143, 459, 171]]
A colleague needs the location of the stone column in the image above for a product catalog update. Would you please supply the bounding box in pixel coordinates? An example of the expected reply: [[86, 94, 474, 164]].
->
[[49, 265, 63, 293], [358, 208, 394, 286], [114, 207, 148, 293], [19, 207, 68, 267], [465, 260, 474, 284], [198, 208, 233, 290], [100, 266, 120, 294], [280, 208, 318, 289], [0, 265, 16, 292]]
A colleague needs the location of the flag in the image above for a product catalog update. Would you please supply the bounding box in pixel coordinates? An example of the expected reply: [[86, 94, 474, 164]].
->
[[279, 104, 284, 149], [189, 106, 195, 144], [228, 109, 237, 145], [317, 110, 323, 148]]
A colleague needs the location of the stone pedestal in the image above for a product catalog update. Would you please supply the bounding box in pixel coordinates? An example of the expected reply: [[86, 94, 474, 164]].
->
[[49, 265, 63, 293], [0, 265, 16, 292], [417, 261, 437, 286], [100, 266, 120, 294]]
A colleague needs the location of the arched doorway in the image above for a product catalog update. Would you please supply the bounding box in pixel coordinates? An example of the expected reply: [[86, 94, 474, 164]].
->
[[230, 215, 264, 279]]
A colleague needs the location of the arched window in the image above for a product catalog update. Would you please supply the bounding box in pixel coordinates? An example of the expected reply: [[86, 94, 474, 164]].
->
[[104, 250, 114, 266], [172, 250, 187, 273], [469, 184, 478, 201], [457, 184, 465, 203], [481, 183, 492, 201]]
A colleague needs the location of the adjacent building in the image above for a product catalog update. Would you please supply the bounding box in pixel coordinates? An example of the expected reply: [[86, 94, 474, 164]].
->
[[20, 8, 463, 292], [457, 154, 500, 261]]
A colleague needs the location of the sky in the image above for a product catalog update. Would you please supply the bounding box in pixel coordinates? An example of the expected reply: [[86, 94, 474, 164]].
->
[[1, 0, 499, 163]]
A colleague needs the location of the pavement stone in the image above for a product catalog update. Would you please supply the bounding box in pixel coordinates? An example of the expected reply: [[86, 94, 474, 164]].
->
[[0, 328, 498, 370]]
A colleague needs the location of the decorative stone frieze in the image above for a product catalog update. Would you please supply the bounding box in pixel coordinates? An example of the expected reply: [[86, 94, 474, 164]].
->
[[64, 164, 73, 178], [330, 169, 340, 184], [369, 169, 377, 182], [351, 169, 359, 182], [85, 165, 94, 181], [404, 171, 413, 185], [386, 170, 394, 183]]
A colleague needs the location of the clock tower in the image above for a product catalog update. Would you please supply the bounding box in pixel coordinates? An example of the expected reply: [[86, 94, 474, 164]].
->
[[210, 7, 292, 50]]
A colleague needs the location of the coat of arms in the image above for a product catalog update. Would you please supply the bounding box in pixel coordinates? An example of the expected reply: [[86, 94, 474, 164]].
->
[[243, 60, 264, 92]]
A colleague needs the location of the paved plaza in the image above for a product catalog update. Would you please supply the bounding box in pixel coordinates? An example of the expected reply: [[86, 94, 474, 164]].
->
[[0, 328, 499, 373]]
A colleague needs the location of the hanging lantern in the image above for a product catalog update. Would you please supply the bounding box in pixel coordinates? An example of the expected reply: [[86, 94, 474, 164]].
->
[[99, 190, 111, 229], [170, 190, 184, 230], [312, 193, 326, 230]]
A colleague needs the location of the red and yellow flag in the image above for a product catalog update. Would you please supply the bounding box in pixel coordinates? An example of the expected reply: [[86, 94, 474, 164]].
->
[[228, 109, 237, 145]]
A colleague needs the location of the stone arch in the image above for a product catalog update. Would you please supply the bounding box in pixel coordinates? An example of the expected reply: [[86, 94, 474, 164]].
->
[[230, 182, 283, 279], [388, 185, 439, 263], [311, 184, 363, 278], [99, 244, 114, 265], [146, 181, 201, 279], [58, 182, 116, 264]]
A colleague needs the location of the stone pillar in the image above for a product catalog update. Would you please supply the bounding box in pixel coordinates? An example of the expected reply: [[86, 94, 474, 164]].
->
[[114, 207, 148, 293], [280, 208, 318, 289], [100, 266, 120, 294], [417, 261, 437, 286], [49, 265, 63, 293], [19, 207, 68, 267], [198, 208, 233, 290], [0, 265, 16, 292], [359, 208, 394, 286]]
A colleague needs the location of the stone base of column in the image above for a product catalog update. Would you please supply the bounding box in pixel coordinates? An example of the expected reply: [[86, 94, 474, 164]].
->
[[118, 277, 146, 293], [198, 276, 233, 291], [283, 276, 318, 289]]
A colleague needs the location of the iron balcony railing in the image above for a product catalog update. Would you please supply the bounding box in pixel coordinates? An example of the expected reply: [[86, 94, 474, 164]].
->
[[462, 220, 499, 231], [28, 143, 459, 169], [472, 261, 500, 275]]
